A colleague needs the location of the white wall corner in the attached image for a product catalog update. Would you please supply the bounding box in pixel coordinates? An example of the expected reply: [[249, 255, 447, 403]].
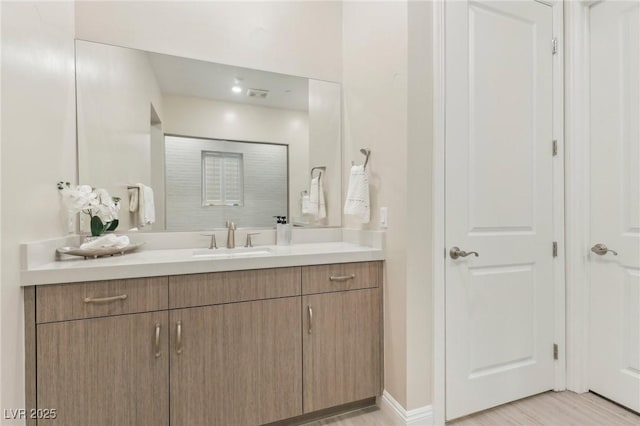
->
[[379, 390, 433, 426]]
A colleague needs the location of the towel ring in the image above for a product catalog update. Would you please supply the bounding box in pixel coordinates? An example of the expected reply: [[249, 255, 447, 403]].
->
[[310, 166, 326, 179]]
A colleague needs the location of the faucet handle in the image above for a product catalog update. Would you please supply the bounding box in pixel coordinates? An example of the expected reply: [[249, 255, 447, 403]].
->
[[245, 233, 260, 248], [201, 233, 217, 249]]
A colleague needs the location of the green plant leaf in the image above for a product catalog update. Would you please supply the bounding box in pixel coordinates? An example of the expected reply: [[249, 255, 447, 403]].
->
[[90, 216, 105, 236], [106, 219, 119, 232]]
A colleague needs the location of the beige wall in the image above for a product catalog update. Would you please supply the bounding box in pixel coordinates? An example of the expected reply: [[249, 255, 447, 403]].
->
[[343, 0, 410, 407], [162, 95, 309, 224], [76, 40, 164, 231], [0, 1, 3, 412], [406, 0, 434, 410], [0, 2, 77, 423], [342, 1, 434, 411], [75, 1, 342, 82]]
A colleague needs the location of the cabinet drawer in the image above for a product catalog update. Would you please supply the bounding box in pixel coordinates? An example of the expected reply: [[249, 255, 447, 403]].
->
[[36, 277, 168, 323], [169, 267, 301, 309], [302, 262, 381, 295]]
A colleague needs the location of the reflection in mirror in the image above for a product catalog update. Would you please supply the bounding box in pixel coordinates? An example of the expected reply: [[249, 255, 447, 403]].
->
[[75, 40, 341, 232], [165, 136, 287, 230]]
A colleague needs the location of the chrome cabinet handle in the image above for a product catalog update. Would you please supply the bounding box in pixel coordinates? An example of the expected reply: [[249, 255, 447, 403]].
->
[[591, 243, 618, 256], [176, 321, 182, 355], [329, 274, 355, 282], [83, 294, 127, 303], [450, 247, 479, 260], [308, 306, 313, 334], [154, 323, 161, 358]]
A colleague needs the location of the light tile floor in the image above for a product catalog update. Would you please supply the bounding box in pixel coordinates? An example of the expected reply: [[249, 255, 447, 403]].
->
[[304, 391, 640, 426]]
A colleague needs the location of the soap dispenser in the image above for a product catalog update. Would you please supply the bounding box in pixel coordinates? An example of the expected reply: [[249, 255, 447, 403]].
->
[[274, 216, 291, 246]]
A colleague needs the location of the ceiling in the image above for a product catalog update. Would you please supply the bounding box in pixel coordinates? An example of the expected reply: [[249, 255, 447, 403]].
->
[[148, 52, 309, 111]]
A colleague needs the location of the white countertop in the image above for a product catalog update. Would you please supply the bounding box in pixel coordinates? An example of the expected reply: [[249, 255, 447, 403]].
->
[[21, 242, 384, 286]]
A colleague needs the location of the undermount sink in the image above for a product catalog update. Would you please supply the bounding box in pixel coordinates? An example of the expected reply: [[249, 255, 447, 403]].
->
[[192, 247, 273, 258]]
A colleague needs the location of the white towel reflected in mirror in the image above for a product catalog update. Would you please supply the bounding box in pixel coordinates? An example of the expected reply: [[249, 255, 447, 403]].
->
[[308, 175, 326, 220], [129, 183, 156, 227]]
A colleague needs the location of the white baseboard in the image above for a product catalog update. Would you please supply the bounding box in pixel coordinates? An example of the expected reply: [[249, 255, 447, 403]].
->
[[379, 390, 433, 425]]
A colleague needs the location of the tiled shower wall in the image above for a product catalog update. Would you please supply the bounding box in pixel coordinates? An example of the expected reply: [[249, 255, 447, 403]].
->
[[165, 135, 288, 230]]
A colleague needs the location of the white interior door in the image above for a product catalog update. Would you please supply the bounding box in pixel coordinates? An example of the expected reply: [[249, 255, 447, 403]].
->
[[588, 0, 640, 413], [445, 1, 556, 420]]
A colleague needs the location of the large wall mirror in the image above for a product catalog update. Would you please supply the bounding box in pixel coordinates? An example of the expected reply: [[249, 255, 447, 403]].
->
[[75, 40, 341, 231]]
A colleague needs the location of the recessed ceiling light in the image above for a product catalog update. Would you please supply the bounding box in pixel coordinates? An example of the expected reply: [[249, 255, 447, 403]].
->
[[231, 86, 242, 94]]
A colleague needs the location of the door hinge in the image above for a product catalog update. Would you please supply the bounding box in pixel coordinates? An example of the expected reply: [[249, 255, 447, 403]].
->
[[553, 343, 559, 360], [552, 37, 558, 55], [553, 241, 558, 257], [552, 140, 558, 156]]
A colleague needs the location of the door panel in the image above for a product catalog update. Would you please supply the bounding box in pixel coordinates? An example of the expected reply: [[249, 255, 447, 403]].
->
[[170, 297, 302, 426], [467, 3, 537, 233], [623, 271, 640, 374], [588, 0, 640, 412], [445, 0, 555, 420], [467, 264, 535, 375], [37, 312, 169, 426]]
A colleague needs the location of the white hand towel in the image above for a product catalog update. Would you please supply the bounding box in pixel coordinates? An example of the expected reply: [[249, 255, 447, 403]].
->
[[301, 193, 313, 215], [129, 183, 156, 228], [80, 234, 130, 250], [317, 177, 326, 220], [309, 176, 327, 220], [132, 183, 156, 227], [128, 188, 139, 213], [344, 165, 370, 223], [140, 184, 156, 226]]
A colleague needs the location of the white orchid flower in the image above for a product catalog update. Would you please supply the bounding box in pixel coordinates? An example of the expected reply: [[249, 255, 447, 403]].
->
[[57, 183, 120, 233], [91, 188, 120, 223], [58, 183, 97, 214]]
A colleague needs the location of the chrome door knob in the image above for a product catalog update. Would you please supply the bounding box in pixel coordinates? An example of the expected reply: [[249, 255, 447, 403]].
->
[[591, 243, 618, 256], [450, 247, 480, 260]]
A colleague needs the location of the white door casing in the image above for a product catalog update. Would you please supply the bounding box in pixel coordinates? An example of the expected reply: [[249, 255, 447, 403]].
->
[[445, 1, 556, 420], [588, 0, 640, 412]]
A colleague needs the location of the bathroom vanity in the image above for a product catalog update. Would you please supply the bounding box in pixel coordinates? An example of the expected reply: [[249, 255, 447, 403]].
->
[[18, 27, 382, 426], [22, 241, 384, 425]]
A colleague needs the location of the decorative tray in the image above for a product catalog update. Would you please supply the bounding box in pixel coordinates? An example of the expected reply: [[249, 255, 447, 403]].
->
[[57, 243, 145, 259]]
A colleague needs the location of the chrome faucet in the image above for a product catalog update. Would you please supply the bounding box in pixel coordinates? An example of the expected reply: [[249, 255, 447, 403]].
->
[[226, 221, 236, 248]]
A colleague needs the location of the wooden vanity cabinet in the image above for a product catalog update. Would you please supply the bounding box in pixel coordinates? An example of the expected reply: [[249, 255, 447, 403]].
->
[[302, 289, 381, 413], [33, 277, 170, 426], [169, 298, 302, 426], [36, 311, 170, 426], [168, 267, 303, 426], [301, 262, 383, 413], [28, 262, 382, 426]]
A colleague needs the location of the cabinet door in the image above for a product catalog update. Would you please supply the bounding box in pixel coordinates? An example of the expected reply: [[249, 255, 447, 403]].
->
[[303, 288, 381, 413], [37, 311, 169, 425], [170, 297, 302, 426]]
